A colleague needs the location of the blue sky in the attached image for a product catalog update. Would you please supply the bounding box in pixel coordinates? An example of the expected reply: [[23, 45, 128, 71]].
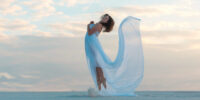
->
[[0, 0, 200, 91]]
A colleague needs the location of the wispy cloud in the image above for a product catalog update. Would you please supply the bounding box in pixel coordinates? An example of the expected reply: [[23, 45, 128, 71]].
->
[[0, 72, 15, 79], [0, 18, 36, 36], [22, 0, 56, 20], [20, 74, 39, 79], [57, 0, 97, 7], [47, 20, 88, 37], [1, 82, 32, 88], [0, 0, 26, 15]]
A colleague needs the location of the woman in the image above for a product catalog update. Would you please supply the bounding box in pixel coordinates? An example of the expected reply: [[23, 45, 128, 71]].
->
[[85, 14, 144, 96], [87, 14, 115, 91]]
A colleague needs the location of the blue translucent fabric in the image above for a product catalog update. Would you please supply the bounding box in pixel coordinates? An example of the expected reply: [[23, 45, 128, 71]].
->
[[84, 16, 144, 96]]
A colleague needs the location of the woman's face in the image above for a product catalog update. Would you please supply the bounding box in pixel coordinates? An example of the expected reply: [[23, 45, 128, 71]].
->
[[101, 15, 109, 23]]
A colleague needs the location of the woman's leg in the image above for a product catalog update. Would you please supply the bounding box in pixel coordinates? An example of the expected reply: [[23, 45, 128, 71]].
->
[[99, 68, 106, 89], [96, 67, 106, 90], [96, 67, 101, 90]]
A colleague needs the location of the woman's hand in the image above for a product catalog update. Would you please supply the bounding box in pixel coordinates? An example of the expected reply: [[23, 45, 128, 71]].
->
[[90, 21, 94, 24], [87, 21, 94, 27]]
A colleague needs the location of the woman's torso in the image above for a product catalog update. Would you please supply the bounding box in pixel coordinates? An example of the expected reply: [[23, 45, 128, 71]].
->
[[88, 24, 100, 37]]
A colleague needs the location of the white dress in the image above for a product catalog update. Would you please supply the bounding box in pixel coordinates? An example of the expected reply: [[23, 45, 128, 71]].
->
[[84, 16, 144, 96]]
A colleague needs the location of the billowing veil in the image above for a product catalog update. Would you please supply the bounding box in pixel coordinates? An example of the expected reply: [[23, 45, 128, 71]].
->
[[84, 16, 144, 96]]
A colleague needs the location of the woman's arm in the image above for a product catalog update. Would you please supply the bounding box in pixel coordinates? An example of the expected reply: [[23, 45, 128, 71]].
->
[[87, 22, 102, 36], [87, 21, 94, 32]]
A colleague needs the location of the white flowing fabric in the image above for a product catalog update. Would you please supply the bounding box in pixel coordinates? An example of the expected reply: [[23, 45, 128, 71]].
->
[[84, 16, 144, 96]]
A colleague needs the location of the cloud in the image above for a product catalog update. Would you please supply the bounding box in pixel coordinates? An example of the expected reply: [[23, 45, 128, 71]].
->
[[57, 0, 96, 7], [103, 4, 200, 19], [0, 33, 10, 41], [141, 29, 200, 52], [0, 72, 15, 79], [141, 21, 197, 32], [20, 74, 39, 79], [0, 0, 25, 15], [1, 82, 32, 88], [47, 21, 88, 37], [142, 30, 199, 42], [32, 31, 54, 37], [0, 0, 15, 8], [0, 18, 37, 36], [5, 19, 36, 32], [107, 5, 163, 18], [22, 0, 56, 20]]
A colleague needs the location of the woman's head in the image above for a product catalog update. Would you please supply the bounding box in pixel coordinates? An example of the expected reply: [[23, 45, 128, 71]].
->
[[100, 14, 115, 32]]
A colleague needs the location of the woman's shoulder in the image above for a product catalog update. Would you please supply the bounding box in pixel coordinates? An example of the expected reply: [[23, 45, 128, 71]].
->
[[94, 23, 103, 31], [95, 23, 102, 27], [90, 23, 102, 30]]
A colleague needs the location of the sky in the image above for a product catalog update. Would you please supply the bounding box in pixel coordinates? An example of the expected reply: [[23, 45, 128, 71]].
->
[[0, 0, 200, 91]]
